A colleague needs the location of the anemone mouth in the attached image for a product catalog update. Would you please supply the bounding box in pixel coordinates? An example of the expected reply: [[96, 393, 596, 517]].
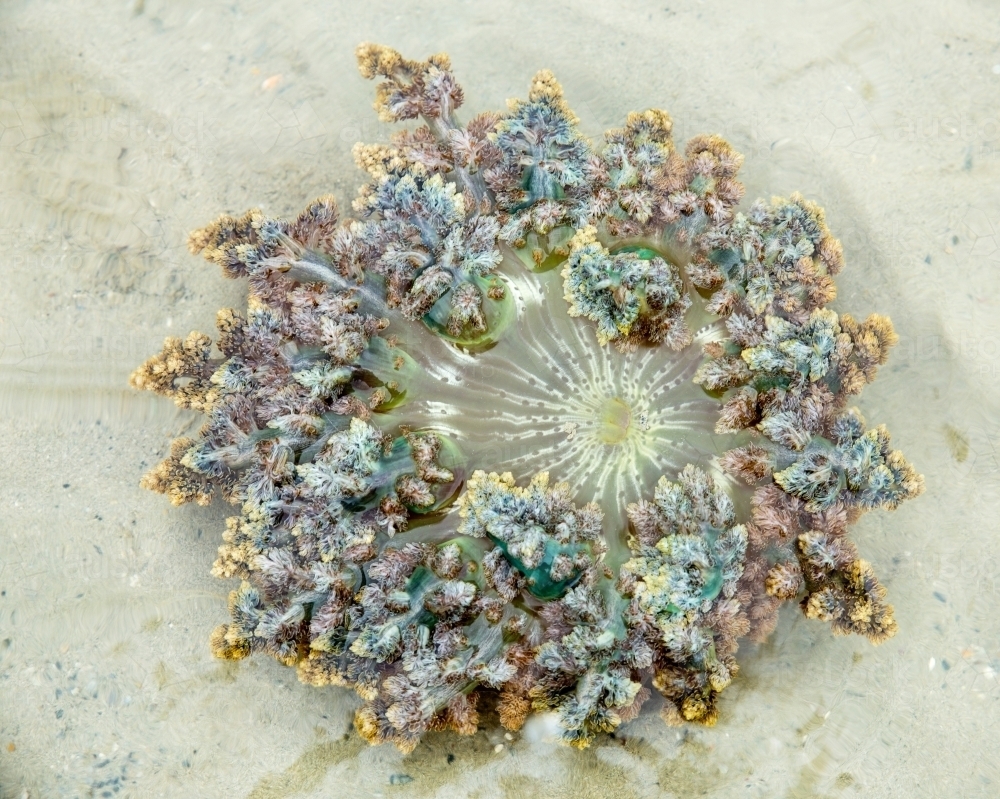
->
[[595, 397, 631, 444]]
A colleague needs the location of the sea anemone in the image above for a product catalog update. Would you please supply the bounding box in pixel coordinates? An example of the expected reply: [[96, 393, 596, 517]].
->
[[131, 42, 924, 751]]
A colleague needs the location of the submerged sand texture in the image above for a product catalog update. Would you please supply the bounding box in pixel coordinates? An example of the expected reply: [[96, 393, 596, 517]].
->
[[1, 0, 998, 796]]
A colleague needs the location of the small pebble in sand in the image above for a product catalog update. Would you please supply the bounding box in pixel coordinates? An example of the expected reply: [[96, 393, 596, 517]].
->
[[494, 744, 504, 753], [928, 657, 935, 671]]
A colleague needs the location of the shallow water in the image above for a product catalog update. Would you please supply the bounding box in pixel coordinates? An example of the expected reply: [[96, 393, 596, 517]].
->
[[2, 1, 998, 796]]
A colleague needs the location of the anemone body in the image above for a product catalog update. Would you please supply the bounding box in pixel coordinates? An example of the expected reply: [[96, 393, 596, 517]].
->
[[131, 42, 923, 752]]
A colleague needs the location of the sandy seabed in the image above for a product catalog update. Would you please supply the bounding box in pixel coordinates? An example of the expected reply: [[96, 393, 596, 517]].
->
[[1, 1, 998, 797]]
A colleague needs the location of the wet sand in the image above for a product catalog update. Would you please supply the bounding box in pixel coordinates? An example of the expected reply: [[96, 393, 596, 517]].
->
[[1, 1, 998, 796]]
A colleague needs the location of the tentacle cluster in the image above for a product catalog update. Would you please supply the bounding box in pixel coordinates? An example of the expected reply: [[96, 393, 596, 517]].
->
[[485, 69, 600, 247], [131, 42, 923, 752], [622, 466, 748, 726], [457, 470, 606, 600], [349, 144, 507, 339], [689, 194, 844, 321], [692, 195, 924, 641], [600, 117, 745, 244], [562, 226, 691, 352]]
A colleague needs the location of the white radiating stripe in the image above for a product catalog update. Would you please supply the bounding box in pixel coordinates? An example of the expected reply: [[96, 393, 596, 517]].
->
[[393, 264, 726, 535]]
